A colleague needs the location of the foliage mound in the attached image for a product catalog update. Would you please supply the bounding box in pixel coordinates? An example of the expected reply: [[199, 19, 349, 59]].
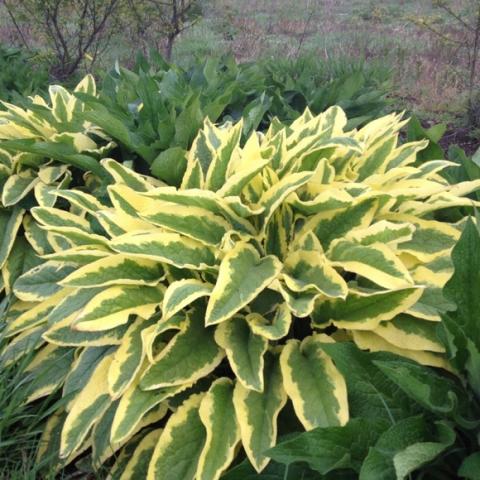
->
[[1, 103, 479, 478], [0, 53, 390, 186], [76, 54, 390, 176], [0, 46, 49, 106], [0, 57, 391, 290]]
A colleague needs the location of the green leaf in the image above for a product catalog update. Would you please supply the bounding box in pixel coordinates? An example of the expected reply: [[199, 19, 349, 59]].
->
[[173, 95, 204, 148], [81, 106, 152, 161], [373, 314, 444, 353], [441, 218, 480, 395], [328, 239, 413, 290], [206, 243, 282, 326], [162, 279, 213, 320], [399, 224, 458, 262], [23, 214, 54, 255], [313, 288, 422, 331], [1, 170, 39, 206], [407, 115, 445, 163], [111, 379, 176, 444], [111, 230, 216, 270], [280, 335, 348, 430], [2, 236, 41, 292], [359, 416, 455, 480], [374, 358, 479, 428], [92, 400, 120, 467], [443, 218, 480, 333], [108, 433, 145, 480], [283, 249, 347, 299], [197, 379, 240, 480], [141, 202, 231, 246], [60, 355, 113, 458], [148, 394, 206, 480], [205, 120, 243, 192], [1, 139, 111, 181], [151, 146, 187, 186], [311, 197, 378, 249], [319, 343, 420, 422], [215, 317, 268, 392], [268, 418, 388, 474], [0, 207, 24, 268], [458, 452, 480, 480], [233, 352, 287, 472], [0, 324, 46, 366], [246, 302, 292, 341], [119, 429, 162, 480], [102, 158, 152, 192], [74, 285, 164, 332], [60, 255, 164, 288], [13, 261, 76, 302], [222, 460, 321, 480], [21, 345, 75, 403], [45, 319, 128, 347], [242, 93, 272, 137], [62, 346, 113, 401], [140, 309, 223, 389], [46, 287, 102, 325], [108, 316, 155, 398], [260, 171, 314, 227], [31, 206, 92, 232]]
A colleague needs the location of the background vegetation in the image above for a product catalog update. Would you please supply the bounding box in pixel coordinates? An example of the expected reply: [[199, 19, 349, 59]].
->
[[1, 0, 478, 151]]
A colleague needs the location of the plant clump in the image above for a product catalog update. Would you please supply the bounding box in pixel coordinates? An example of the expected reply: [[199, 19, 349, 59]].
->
[[1, 105, 479, 478]]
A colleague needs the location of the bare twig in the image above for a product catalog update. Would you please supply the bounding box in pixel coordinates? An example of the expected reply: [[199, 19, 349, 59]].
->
[[435, 0, 475, 32], [3, 1, 30, 50], [414, 18, 464, 46], [127, 0, 200, 60], [4, 0, 122, 79], [292, 0, 317, 59], [468, 3, 480, 121]]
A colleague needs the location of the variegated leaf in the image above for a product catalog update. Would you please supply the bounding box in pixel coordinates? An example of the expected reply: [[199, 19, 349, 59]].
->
[[215, 317, 267, 392], [147, 394, 206, 480], [233, 352, 287, 472], [280, 335, 348, 430], [206, 242, 282, 326]]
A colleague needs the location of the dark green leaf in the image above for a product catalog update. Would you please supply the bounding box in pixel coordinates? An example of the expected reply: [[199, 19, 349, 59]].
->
[[267, 418, 388, 474], [359, 416, 455, 480], [458, 452, 480, 479], [320, 342, 420, 422], [374, 358, 479, 429], [150, 147, 187, 186], [441, 218, 480, 395]]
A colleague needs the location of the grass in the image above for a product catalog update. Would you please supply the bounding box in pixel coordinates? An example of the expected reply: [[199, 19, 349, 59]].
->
[[0, 322, 73, 480], [0, 352, 51, 479]]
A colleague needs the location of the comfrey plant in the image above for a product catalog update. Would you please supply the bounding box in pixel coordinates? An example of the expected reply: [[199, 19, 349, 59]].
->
[[0, 76, 115, 304], [1, 107, 478, 479]]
